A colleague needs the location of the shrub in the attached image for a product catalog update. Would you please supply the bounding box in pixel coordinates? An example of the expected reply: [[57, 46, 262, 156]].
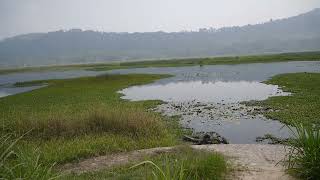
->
[[286, 123, 320, 179]]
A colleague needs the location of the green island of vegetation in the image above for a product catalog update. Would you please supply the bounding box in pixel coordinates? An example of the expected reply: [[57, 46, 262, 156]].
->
[[256, 73, 320, 126], [1, 51, 320, 75]]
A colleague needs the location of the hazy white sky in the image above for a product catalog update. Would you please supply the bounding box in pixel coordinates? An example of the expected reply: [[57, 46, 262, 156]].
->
[[1, 0, 320, 39]]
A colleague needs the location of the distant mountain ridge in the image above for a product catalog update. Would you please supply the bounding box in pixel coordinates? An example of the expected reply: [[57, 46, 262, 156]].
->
[[1, 8, 320, 67]]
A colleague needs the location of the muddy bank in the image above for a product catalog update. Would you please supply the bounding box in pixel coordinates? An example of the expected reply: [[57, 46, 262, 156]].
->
[[154, 101, 292, 144]]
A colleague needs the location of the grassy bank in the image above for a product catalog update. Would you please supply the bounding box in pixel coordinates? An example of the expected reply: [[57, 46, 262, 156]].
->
[[254, 73, 320, 179], [1, 51, 320, 75], [0, 74, 182, 165], [255, 73, 320, 126]]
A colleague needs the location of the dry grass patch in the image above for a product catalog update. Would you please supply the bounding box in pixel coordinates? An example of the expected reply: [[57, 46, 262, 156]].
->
[[13, 104, 166, 139]]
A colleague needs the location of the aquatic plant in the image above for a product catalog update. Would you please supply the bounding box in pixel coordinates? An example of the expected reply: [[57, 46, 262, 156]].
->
[[258, 73, 320, 125]]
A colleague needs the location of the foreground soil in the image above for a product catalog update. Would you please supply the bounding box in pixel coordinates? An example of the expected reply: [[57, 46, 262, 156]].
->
[[61, 144, 294, 180]]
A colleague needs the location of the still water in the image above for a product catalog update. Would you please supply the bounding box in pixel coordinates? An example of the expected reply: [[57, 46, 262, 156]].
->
[[120, 81, 289, 103], [109, 61, 320, 82], [116, 61, 320, 143]]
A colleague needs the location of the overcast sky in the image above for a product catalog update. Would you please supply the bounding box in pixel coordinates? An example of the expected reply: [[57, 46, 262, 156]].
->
[[1, 0, 320, 39]]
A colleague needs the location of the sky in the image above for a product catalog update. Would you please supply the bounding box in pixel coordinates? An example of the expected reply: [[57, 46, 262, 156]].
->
[[1, 0, 320, 39]]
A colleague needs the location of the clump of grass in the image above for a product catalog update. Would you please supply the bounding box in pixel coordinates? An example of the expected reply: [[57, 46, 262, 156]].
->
[[13, 104, 166, 139], [130, 147, 227, 180], [286, 122, 320, 179], [0, 133, 59, 179]]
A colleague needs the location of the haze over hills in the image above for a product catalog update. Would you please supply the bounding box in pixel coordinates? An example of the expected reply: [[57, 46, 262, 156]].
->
[[0, 8, 320, 68]]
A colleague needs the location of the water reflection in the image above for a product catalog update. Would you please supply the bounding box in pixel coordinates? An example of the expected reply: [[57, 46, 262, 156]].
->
[[109, 61, 320, 83], [0, 91, 10, 98], [0, 70, 105, 98], [182, 112, 290, 144], [0, 85, 46, 98], [120, 81, 289, 103]]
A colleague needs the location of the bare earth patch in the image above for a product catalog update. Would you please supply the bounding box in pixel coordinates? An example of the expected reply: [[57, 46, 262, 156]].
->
[[60, 144, 294, 180], [194, 144, 294, 180]]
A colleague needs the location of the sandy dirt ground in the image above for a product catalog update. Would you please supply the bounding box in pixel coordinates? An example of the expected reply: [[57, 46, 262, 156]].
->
[[60, 144, 294, 180], [194, 144, 294, 180]]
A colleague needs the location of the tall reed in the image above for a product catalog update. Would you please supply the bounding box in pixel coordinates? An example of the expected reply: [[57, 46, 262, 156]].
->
[[286, 122, 320, 179], [0, 133, 59, 179]]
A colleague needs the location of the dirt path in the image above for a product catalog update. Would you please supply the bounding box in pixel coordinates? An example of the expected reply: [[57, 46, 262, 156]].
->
[[60, 144, 294, 180], [194, 144, 294, 180]]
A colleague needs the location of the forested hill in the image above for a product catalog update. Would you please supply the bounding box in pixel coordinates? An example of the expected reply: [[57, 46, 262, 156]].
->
[[1, 8, 320, 67]]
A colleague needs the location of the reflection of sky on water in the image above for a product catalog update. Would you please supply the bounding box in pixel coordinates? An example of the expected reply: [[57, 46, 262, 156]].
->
[[0, 70, 104, 85], [0, 91, 10, 98], [0, 85, 46, 98], [109, 61, 320, 84], [120, 80, 290, 103], [113, 61, 319, 144], [0, 70, 105, 98], [184, 114, 291, 144], [0, 61, 319, 98]]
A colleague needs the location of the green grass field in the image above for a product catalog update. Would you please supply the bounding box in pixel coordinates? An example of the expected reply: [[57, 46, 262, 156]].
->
[[0, 74, 183, 165], [1, 51, 320, 75], [0, 73, 229, 179]]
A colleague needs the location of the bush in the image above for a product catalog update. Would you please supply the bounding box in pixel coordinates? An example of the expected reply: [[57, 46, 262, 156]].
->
[[286, 123, 320, 179]]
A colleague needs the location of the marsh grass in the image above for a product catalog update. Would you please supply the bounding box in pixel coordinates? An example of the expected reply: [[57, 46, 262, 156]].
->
[[254, 73, 320, 125], [286, 122, 320, 179], [0, 74, 180, 164], [0, 133, 59, 180], [13, 104, 166, 139]]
